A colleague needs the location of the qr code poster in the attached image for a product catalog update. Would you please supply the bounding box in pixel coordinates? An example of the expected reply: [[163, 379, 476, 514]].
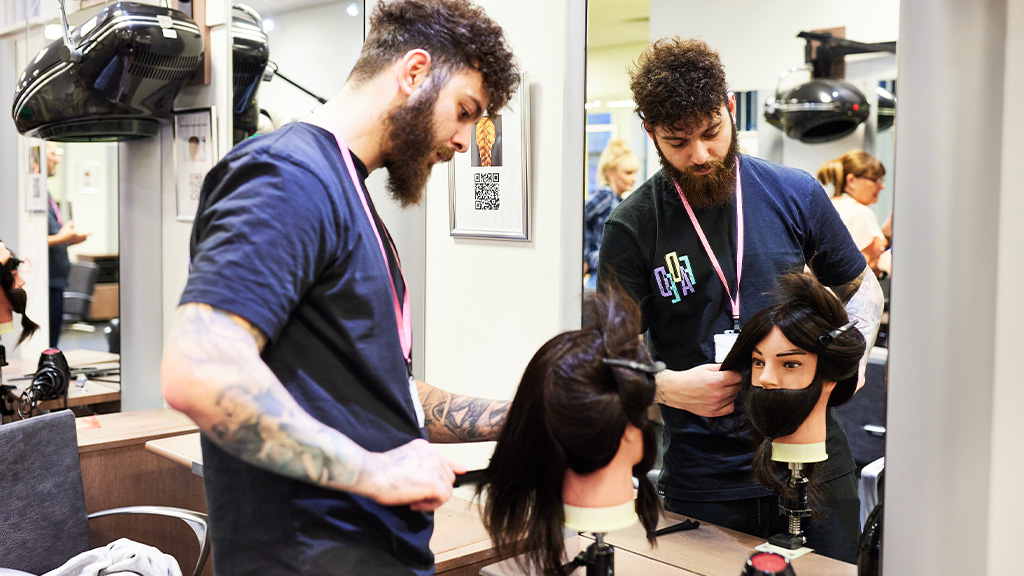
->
[[449, 73, 530, 240]]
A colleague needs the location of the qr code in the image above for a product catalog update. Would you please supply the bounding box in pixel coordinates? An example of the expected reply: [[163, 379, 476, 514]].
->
[[474, 172, 500, 210]]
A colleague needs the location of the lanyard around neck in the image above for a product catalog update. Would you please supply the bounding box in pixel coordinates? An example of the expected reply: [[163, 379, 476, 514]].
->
[[672, 159, 744, 329], [48, 196, 64, 227], [304, 114, 412, 366]]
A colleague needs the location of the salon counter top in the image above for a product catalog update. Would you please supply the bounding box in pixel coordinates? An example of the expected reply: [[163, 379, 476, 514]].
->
[[483, 510, 855, 575]]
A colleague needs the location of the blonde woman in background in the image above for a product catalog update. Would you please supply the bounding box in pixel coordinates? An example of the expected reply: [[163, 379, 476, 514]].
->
[[584, 138, 639, 288], [817, 150, 891, 278]]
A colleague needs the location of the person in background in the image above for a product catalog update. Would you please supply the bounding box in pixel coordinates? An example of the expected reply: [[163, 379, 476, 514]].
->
[[160, 0, 520, 574], [597, 37, 884, 562], [45, 142, 90, 347], [816, 150, 891, 278], [584, 138, 639, 288]]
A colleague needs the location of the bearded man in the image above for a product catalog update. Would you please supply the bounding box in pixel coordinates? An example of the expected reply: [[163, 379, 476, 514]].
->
[[597, 37, 884, 563], [160, 1, 519, 573]]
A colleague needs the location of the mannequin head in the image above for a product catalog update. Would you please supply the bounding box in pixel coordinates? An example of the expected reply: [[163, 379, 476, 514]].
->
[[478, 288, 660, 575], [721, 273, 864, 490], [0, 242, 39, 346]]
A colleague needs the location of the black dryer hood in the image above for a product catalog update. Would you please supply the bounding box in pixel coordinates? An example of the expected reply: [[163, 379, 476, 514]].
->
[[12, 2, 204, 142]]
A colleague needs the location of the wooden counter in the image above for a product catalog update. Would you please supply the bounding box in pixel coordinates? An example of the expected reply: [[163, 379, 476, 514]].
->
[[482, 510, 857, 575], [1, 349, 121, 418], [75, 408, 208, 576]]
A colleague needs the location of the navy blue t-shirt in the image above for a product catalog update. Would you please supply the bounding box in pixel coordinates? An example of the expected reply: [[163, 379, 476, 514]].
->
[[599, 154, 865, 500], [181, 122, 433, 575]]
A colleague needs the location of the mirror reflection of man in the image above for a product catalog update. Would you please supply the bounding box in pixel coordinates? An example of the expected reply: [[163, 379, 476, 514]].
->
[[160, 0, 521, 573], [45, 142, 90, 347], [597, 37, 884, 562]]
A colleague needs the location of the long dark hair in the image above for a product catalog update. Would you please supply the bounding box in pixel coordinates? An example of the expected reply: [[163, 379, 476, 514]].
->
[[477, 288, 660, 575], [721, 273, 865, 494], [1, 251, 39, 346]]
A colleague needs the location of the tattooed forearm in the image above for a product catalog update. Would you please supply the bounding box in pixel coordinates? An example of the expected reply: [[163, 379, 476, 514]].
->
[[840, 267, 885, 391], [418, 381, 509, 442], [830, 267, 867, 304], [163, 304, 366, 489]]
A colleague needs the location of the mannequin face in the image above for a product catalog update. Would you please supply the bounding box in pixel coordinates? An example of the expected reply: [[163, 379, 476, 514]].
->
[[751, 326, 818, 390]]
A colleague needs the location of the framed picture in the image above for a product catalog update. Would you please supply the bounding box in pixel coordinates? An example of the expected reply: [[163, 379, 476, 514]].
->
[[173, 107, 217, 222], [449, 72, 530, 240]]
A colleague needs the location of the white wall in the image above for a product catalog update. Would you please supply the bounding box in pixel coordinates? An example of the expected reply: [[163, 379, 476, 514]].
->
[[420, 0, 586, 400], [258, 2, 364, 124]]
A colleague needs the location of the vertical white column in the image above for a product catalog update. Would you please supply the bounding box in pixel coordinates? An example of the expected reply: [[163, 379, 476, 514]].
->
[[885, 0, 1024, 572]]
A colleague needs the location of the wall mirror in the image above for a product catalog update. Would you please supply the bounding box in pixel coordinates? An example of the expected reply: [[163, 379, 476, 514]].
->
[[584, 0, 898, 548], [238, 0, 365, 139]]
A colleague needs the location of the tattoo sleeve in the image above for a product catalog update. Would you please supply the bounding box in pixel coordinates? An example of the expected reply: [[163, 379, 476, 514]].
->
[[832, 266, 885, 391], [417, 381, 509, 443], [165, 304, 367, 490]]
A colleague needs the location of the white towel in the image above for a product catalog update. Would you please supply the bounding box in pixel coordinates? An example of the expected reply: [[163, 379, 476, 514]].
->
[[43, 538, 182, 576]]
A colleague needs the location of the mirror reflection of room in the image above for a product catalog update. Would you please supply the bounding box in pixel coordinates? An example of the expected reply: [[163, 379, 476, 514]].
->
[[586, 0, 897, 568], [46, 141, 120, 355]]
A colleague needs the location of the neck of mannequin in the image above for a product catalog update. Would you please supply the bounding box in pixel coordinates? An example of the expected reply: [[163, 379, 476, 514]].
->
[[0, 289, 13, 335], [562, 423, 643, 508]]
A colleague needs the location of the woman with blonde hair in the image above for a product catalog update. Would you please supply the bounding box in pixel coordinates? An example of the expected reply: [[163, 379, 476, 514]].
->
[[817, 150, 890, 277], [584, 139, 640, 287]]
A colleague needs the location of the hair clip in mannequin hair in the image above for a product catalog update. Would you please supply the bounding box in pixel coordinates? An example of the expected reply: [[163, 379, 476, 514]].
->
[[817, 320, 857, 345], [601, 357, 666, 375]]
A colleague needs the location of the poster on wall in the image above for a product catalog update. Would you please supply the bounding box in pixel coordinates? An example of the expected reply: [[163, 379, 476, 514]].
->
[[26, 141, 46, 212], [448, 72, 530, 241], [173, 107, 217, 222]]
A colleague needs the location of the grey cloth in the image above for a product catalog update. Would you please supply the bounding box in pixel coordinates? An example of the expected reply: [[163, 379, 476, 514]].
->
[[0, 411, 91, 575], [42, 539, 182, 576]]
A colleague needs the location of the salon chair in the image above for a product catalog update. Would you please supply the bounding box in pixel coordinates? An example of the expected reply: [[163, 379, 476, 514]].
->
[[0, 410, 209, 575], [62, 261, 100, 326]]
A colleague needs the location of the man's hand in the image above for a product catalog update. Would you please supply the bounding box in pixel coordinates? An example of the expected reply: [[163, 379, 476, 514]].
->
[[654, 364, 741, 417], [50, 221, 91, 246], [356, 439, 466, 511]]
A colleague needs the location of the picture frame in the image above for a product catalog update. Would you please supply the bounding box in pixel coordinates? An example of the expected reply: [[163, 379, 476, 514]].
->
[[449, 72, 530, 240], [173, 107, 217, 222]]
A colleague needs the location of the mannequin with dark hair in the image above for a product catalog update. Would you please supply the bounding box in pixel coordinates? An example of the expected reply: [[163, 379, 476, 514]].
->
[[0, 241, 40, 347], [721, 272, 865, 548], [477, 289, 661, 575]]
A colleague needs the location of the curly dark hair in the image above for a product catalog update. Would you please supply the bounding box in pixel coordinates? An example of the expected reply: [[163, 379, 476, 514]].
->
[[629, 37, 728, 133], [349, 0, 520, 116]]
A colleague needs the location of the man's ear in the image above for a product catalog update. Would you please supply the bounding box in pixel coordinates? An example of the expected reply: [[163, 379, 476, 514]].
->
[[397, 49, 432, 97], [727, 93, 737, 123]]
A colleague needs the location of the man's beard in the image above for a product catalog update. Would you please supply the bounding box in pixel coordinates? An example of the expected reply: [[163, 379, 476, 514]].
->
[[657, 116, 740, 210], [379, 82, 454, 207], [743, 371, 824, 442]]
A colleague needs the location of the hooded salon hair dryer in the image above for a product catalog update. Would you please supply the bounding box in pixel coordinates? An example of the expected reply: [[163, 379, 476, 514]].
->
[[764, 31, 895, 143], [12, 1, 204, 141]]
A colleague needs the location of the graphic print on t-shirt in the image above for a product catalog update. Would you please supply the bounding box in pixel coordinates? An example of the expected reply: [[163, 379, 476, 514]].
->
[[654, 251, 696, 303]]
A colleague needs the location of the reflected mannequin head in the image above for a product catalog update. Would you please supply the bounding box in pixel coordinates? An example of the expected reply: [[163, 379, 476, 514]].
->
[[478, 286, 660, 575], [631, 38, 740, 209], [815, 149, 886, 204], [345, 0, 519, 206], [597, 138, 639, 196], [721, 273, 864, 491], [0, 242, 39, 347]]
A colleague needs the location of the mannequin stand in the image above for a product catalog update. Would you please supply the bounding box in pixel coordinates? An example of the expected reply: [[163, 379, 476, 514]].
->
[[768, 462, 811, 550], [562, 532, 614, 576]]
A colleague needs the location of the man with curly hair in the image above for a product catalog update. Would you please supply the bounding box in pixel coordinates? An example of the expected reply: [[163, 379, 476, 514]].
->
[[161, 1, 519, 573], [598, 37, 883, 562]]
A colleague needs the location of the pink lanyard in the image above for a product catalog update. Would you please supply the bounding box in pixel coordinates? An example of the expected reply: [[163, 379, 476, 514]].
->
[[304, 116, 413, 367], [673, 159, 744, 330], [48, 196, 64, 226]]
